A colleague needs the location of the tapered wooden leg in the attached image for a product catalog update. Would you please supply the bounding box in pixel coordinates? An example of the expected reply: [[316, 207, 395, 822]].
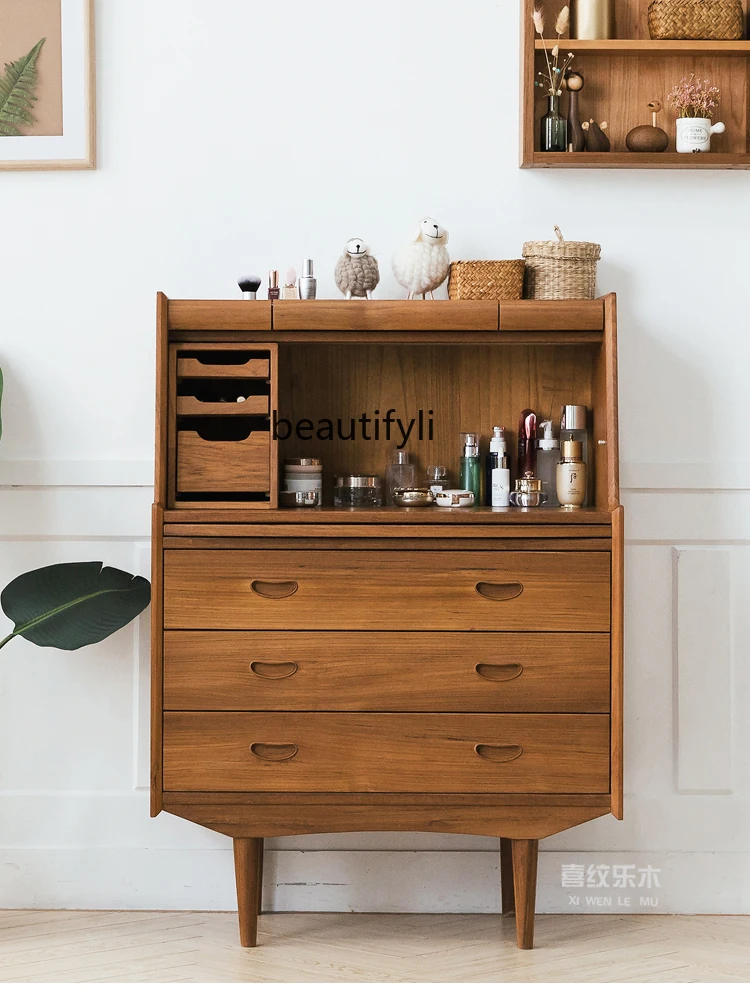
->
[[257, 838, 265, 915], [511, 839, 539, 949], [234, 837, 261, 947], [500, 837, 515, 916]]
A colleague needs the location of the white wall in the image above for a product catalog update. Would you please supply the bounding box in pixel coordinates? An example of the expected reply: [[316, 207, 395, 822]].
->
[[1, 0, 748, 914]]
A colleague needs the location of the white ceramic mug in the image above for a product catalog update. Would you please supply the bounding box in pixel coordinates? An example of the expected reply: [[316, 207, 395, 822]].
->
[[676, 117, 725, 153]]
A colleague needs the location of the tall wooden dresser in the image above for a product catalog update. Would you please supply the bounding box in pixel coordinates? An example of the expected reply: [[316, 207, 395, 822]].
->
[[152, 294, 623, 950]]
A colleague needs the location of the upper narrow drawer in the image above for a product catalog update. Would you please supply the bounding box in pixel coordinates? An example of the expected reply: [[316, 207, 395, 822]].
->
[[272, 300, 499, 331], [163, 550, 610, 631]]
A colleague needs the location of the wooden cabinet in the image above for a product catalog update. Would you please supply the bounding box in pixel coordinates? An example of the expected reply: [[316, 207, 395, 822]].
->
[[152, 293, 623, 951]]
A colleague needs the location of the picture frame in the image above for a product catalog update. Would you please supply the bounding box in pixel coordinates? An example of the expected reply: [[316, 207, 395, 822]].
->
[[0, 0, 95, 171]]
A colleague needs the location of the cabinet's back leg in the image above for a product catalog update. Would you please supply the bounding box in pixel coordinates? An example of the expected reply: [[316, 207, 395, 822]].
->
[[234, 837, 262, 947], [500, 837, 515, 915], [511, 839, 539, 949], [257, 838, 265, 915]]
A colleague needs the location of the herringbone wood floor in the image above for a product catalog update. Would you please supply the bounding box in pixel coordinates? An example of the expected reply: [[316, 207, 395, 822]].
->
[[0, 911, 747, 983]]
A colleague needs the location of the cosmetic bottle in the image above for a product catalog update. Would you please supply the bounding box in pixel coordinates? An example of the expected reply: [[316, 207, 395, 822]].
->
[[518, 409, 537, 479], [536, 420, 560, 506], [486, 426, 510, 508], [560, 404, 590, 505], [426, 465, 450, 494], [557, 438, 587, 509], [282, 267, 299, 299], [298, 259, 317, 300], [459, 432, 482, 506], [268, 270, 280, 301], [385, 450, 416, 504]]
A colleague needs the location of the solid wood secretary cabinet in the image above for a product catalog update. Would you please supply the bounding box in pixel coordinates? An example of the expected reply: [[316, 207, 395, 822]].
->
[[151, 293, 623, 950]]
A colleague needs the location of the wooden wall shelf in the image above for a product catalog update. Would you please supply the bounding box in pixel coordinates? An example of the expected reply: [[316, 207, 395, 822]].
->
[[522, 0, 750, 169]]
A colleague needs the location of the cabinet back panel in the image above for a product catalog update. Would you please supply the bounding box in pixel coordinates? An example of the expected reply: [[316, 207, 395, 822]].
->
[[277, 344, 596, 497]]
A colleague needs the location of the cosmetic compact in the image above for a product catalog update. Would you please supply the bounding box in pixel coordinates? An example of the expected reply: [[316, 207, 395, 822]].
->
[[334, 475, 383, 507], [393, 487, 435, 507], [434, 489, 475, 508], [280, 490, 320, 508], [509, 472, 548, 508]]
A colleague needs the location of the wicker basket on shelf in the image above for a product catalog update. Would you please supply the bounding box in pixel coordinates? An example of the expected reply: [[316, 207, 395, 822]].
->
[[522, 227, 601, 301], [648, 0, 744, 40], [448, 259, 525, 300]]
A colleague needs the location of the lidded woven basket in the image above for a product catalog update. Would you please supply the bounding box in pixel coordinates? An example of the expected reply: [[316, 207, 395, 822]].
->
[[522, 227, 601, 301], [648, 0, 744, 40], [448, 259, 525, 300]]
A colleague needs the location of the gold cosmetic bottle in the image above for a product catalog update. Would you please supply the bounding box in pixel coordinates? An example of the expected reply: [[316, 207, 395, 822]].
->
[[571, 0, 615, 40], [557, 439, 587, 509]]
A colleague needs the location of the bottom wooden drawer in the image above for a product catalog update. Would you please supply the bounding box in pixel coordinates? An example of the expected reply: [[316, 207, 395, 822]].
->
[[163, 712, 610, 793]]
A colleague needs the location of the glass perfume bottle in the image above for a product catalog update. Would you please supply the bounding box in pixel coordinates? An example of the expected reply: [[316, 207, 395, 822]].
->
[[541, 95, 568, 153], [385, 450, 416, 504]]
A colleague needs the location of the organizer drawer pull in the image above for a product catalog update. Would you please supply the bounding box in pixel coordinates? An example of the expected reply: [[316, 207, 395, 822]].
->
[[475, 582, 524, 601], [250, 743, 299, 762], [250, 661, 299, 680], [250, 581, 299, 600], [475, 663, 523, 682], [474, 744, 523, 763]]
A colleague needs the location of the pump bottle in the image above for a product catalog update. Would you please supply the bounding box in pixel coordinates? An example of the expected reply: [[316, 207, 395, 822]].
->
[[485, 426, 510, 508], [459, 432, 482, 506], [536, 420, 560, 506]]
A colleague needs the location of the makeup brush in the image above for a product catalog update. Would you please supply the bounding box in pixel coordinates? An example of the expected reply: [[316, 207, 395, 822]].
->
[[238, 275, 262, 300]]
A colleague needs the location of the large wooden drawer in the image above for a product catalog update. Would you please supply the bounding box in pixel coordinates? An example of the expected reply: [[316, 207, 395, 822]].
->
[[163, 712, 610, 793], [163, 632, 610, 712], [163, 550, 610, 632]]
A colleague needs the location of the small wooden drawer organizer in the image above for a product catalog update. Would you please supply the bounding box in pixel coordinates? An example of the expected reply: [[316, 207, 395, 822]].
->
[[153, 295, 623, 951]]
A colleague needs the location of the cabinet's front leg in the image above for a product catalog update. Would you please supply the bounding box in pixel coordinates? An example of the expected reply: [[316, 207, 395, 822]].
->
[[500, 838, 515, 915], [511, 839, 539, 949], [234, 837, 262, 947]]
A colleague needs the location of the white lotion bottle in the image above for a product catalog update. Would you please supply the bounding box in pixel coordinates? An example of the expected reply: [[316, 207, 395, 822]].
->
[[536, 420, 560, 506], [488, 426, 511, 508]]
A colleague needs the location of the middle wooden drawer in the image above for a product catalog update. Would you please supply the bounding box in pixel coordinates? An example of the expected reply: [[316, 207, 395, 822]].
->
[[163, 631, 610, 712], [163, 549, 610, 631]]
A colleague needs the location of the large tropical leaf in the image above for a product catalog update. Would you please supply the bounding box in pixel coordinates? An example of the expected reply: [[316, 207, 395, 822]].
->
[[0, 39, 45, 138], [0, 562, 151, 652]]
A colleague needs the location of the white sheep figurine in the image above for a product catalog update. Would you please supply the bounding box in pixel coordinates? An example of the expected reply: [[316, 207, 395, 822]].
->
[[334, 238, 380, 299], [392, 217, 450, 299]]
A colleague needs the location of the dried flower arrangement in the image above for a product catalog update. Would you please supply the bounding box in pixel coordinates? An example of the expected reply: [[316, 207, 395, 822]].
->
[[667, 75, 720, 119], [532, 5, 574, 97]]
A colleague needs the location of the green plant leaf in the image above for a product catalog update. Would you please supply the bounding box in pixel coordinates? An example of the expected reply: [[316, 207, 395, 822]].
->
[[0, 39, 45, 138], [1, 562, 151, 651]]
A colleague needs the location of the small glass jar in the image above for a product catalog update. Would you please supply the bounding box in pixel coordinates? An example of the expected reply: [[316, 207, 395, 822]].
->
[[284, 458, 323, 506], [509, 472, 548, 508], [426, 465, 451, 494], [334, 475, 383, 507]]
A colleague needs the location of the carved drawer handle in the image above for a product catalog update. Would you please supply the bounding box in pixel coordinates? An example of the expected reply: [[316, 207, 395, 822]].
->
[[250, 661, 299, 680], [475, 663, 523, 682], [250, 581, 299, 600], [474, 744, 523, 763], [475, 582, 524, 602], [250, 743, 299, 762]]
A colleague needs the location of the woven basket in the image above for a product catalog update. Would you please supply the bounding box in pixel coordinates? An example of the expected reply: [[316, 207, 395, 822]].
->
[[522, 227, 601, 301], [648, 0, 744, 40], [448, 259, 525, 300]]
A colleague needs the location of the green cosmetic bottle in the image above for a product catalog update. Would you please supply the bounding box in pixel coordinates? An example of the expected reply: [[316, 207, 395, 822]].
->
[[459, 432, 482, 506]]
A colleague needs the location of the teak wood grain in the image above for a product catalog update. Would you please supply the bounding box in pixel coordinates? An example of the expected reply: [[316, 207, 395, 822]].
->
[[163, 712, 610, 794], [162, 794, 612, 839], [272, 300, 499, 331], [612, 505, 625, 819], [176, 432, 271, 494], [512, 839, 539, 949], [169, 300, 273, 331], [151, 506, 164, 818], [163, 631, 611, 713], [162, 549, 611, 632]]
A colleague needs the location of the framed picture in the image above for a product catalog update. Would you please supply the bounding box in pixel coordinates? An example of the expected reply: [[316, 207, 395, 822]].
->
[[0, 0, 95, 170]]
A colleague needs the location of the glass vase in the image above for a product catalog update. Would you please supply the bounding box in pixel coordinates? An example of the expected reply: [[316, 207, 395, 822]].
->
[[540, 95, 568, 153]]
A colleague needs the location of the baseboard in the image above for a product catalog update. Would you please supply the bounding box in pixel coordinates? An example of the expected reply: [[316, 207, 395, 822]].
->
[[0, 849, 747, 914]]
